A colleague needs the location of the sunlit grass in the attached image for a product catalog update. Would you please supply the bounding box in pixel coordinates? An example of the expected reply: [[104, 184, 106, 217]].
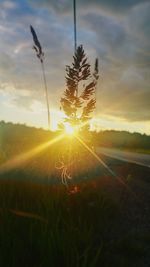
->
[[0, 124, 150, 266], [0, 133, 64, 174]]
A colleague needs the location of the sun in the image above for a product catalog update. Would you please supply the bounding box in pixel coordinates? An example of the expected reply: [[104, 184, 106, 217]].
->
[[65, 123, 75, 135]]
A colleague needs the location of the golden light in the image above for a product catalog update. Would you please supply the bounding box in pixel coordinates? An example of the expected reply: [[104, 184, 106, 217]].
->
[[0, 133, 64, 174], [75, 135, 134, 194], [65, 123, 76, 136]]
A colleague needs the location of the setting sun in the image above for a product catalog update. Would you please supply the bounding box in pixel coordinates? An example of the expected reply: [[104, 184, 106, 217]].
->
[[0, 0, 150, 266], [65, 123, 75, 135]]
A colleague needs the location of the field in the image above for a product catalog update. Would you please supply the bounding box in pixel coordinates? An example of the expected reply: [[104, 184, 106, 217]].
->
[[0, 123, 150, 267]]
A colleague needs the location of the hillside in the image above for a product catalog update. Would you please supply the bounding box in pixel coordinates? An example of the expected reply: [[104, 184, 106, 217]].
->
[[0, 121, 150, 152], [0, 121, 150, 266], [92, 130, 150, 152]]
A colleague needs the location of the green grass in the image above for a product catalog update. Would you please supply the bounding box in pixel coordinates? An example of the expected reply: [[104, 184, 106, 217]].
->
[[0, 123, 150, 266], [0, 173, 149, 267], [0, 179, 119, 267]]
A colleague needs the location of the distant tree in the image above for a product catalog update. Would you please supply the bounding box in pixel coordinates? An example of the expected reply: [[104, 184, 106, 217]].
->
[[60, 45, 99, 131]]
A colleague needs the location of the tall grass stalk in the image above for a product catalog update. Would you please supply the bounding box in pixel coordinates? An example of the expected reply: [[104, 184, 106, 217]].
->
[[30, 25, 50, 130], [73, 0, 77, 52], [41, 61, 50, 129]]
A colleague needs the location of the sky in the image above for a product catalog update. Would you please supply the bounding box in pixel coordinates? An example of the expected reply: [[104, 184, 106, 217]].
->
[[0, 0, 150, 134]]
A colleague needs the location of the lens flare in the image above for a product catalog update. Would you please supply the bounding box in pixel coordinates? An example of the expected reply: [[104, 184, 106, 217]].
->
[[75, 135, 137, 197], [64, 122, 81, 136], [65, 123, 75, 135], [0, 133, 64, 174]]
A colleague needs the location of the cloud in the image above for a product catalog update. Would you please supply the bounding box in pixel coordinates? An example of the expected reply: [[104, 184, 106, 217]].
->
[[0, 53, 16, 74], [0, 0, 149, 132], [2, 1, 18, 10], [100, 64, 150, 122], [75, 1, 150, 123], [29, 0, 148, 15], [12, 97, 45, 113], [126, 2, 150, 44]]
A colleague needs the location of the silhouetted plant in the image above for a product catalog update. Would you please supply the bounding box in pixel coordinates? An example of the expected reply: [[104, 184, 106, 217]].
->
[[60, 45, 99, 131], [57, 46, 99, 184], [30, 25, 50, 130]]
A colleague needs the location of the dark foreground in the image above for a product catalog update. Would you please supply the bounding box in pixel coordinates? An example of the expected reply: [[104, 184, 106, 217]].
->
[[0, 157, 150, 267]]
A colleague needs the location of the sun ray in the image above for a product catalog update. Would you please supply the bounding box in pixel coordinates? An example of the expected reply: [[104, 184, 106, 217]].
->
[[65, 123, 75, 135], [0, 133, 64, 174], [75, 134, 139, 200], [63, 120, 90, 136], [75, 135, 117, 177]]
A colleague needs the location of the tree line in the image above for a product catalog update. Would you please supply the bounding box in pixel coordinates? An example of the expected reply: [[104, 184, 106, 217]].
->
[[0, 121, 150, 152]]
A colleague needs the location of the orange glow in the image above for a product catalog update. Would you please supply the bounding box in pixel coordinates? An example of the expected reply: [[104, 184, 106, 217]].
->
[[65, 123, 75, 135], [75, 135, 116, 177], [75, 134, 136, 196], [68, 186, 80, 194], [0, 133, 64, 174]]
